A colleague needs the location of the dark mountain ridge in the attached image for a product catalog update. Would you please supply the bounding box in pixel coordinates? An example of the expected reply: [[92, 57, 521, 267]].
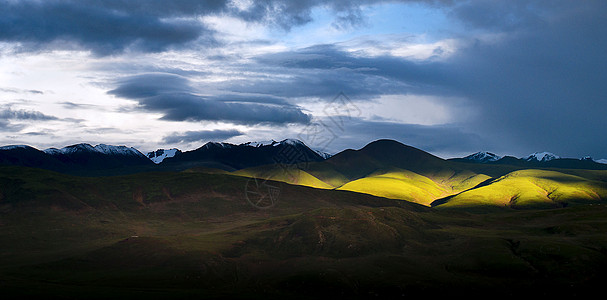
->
[[160, 139, 324, 171]]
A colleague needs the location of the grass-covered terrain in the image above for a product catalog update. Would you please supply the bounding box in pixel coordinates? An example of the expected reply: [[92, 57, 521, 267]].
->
[[2, 165, 607, 299]]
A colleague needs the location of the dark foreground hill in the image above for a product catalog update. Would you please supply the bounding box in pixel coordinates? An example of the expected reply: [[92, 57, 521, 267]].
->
[[2, 165, 607, 299]]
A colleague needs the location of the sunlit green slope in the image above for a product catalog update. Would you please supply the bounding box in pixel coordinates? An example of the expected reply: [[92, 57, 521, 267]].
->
[[336, 169, 447, 206], [232, 165, 333, 189], [333, 168, 491, 206], [436, 169, 607, 209], [226, 140, 607, 209]]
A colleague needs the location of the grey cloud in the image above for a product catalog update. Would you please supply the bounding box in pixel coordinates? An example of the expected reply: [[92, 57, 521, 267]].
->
[[0, 87, 44, 94], [252, 44, 453, 97], [78, 0, 227, 17], [332, 7, 367, 30], [246, 1, 607, 158], [309, 117, 486, 157], [235, 0, 447, 30], [162, 129, 244, 144], [60, 102, 102, 110], [108, 73, 194, 99], [145, 93, 311, 125], [0, 107, 58, 121], [23, 131, 52, 136], [439, 1, 607, 158], [0, 0, 450, 55], [108, 73, 311, 125], [0, 0, 215, 55]]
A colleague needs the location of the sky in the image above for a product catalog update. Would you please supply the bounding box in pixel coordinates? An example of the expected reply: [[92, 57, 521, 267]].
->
[[0, 0, 606, 160]]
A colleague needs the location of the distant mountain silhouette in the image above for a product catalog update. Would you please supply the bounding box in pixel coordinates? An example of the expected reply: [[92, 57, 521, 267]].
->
[[0, 144, 153, 175]]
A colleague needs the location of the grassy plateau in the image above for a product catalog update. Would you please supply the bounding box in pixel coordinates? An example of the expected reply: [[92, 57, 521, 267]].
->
[[1, 162, 607, 299]]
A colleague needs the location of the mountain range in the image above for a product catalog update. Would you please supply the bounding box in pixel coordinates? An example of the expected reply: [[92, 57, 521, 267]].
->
[[0, 139, 326, 175], [2, 139, 606, 175], [2, 138, 606, 210]]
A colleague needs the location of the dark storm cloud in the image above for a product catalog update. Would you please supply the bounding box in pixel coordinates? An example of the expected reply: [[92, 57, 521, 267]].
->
[[440, 0, 607, 158], [253, 44, 451, 96], [0, 0, 215, 55], [249, 1, 607, 158], [108, 73, 194, 99], [108, 73, 311, 125], [310, 117, 485, 157], [162, 129, 244, 144], [0, 0, 446, 54]]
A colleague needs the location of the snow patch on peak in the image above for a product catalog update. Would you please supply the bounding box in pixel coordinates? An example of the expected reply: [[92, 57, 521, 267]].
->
[[94, 144, 142, 156], [49, 143, 96, 154], [580, 156, 593, 161], [147, 148, 180, 164], [43, 148, 62, 155], [596, 159, 607, 164], [240, 139, 306, 148], [280, 139, 305, 146], [524, 152, 560, 162], [463, 151, 501, 162], [44, 143, 144, 157], [241, 140, 278, 147], [203, 142, 234, 149], [314, 149, 333, 159]]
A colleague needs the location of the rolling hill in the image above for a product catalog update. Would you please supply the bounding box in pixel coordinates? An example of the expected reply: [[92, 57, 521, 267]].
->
[[434, 169, 607, 209], [230, 139, 607, 210]]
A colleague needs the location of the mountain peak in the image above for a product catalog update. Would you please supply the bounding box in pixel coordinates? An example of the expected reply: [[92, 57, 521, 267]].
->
[[239, 139, 306, 148], [524, 152, 560, 162], [240, 140, 278, 147], [44, 143, 96, 155], [94, 144, 142, 156], [463, 151, 501, 163], [43, 143, 145, 158], [203, 142, 234, 149]]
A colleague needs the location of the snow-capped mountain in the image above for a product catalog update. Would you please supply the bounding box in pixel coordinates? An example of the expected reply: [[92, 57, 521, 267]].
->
[[147, 148, 181, 164], [161, 138, 325, 170], [524, 152, 560, 162], [240, 140, 279, 147], [597, 159, 607, 164], [239, 139, 306, 148], [42, 143, 153, 173], [1, 143, 153, 174], [462, 151, 501, 163], [44, 143, 145, 157]]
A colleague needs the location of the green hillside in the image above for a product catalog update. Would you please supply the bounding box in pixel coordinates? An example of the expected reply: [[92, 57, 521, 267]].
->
[[336, 169, 448, 206], [232, 165, 334, 189], [226, 140, 607, 210], [436, 169, 607, 209]]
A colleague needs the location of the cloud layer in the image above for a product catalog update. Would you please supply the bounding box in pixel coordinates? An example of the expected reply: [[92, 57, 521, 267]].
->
[[162, 129, 244, 144], [1, 0, 606, 159], [108, 73, 311, 125]]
